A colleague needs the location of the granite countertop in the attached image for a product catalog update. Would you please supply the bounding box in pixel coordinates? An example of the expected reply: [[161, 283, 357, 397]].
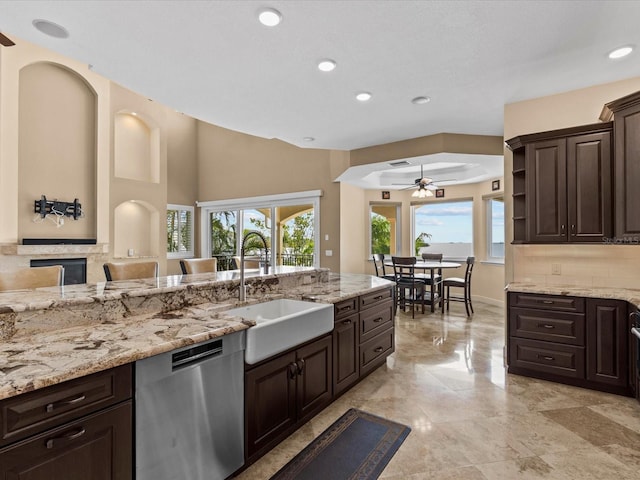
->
[[507, 282, 640, 308], [0, 271, 393, 400]]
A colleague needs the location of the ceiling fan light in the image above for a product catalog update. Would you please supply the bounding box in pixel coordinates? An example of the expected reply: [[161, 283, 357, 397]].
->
[[426, 189, 434, 197], [411, 189, 420, 198]]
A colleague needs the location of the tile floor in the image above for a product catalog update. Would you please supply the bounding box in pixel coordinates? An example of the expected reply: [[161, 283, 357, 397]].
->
[[235, 301, 640, 479]]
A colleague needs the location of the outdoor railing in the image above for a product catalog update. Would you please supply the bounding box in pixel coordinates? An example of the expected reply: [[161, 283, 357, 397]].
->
[[211, 253, 314, 270]]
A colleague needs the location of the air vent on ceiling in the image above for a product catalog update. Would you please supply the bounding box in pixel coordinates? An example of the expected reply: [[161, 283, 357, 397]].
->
[[389, 160, 410, 167]]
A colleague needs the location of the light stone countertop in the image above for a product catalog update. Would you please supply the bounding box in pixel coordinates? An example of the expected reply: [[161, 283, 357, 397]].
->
[[0, 271, 394, 400], [507, 282, 640, 308]]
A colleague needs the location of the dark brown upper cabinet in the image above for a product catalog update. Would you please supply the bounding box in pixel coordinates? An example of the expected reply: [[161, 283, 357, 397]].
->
[[601, 90, 640, 240], [506, 123, 613, 244]]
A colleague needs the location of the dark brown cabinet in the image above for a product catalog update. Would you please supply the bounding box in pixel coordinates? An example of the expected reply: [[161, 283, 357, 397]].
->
[[0, 365, 133, 480], [507, 123, 612, 244], [601, 90, 640, 240], [245, 334, 332, 461], [332, 310, 359, 396], [508, 292, 631, 396]]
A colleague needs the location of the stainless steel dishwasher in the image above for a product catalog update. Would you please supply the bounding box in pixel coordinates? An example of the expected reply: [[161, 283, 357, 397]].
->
[[135, 331, 245, 480]]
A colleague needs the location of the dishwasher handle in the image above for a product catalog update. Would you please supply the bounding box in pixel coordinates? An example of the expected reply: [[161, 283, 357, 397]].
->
[[172, 338, 223, 369]]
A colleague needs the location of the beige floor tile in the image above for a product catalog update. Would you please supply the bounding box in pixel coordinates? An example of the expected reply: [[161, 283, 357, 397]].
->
[[476, 456, 564, 480], [541, 446, 638, 480]]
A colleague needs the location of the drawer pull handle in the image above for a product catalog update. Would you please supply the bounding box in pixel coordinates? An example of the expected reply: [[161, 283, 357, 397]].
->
[[45, 427, 86, 449], [338, 305, 352, 312], [373, 295, 383, 300], [373, 317, 383, 323], [297, 358, 305, 376], [537, 354, 555, 362], [541, 300, 554, 304], [342, 319, 352, 325], [373, 346, 384, 353], [46, 394, 86, 413], [538, 323, 555, 329]]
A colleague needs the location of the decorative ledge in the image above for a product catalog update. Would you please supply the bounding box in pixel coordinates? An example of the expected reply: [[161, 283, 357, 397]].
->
[[0, 243, 109, 256]]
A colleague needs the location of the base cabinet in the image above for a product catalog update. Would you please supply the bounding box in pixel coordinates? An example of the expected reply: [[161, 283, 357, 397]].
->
[[0, 365, 133, 480], [245, 334, 332, 461], [508, 292, 631, 396]]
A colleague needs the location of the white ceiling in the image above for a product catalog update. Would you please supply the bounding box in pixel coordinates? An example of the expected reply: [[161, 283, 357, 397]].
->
[[1, 0, 639, 189]]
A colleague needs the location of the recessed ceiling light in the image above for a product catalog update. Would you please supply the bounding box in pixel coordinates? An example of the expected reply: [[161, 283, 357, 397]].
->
[[608, 45, 633, 59], [32, 19, 69, 39], [317, 59, 336, 72], [131, 112, 137, 116], [258, 8, 282, 27], [303, 137, 315, 142], [412, 96, 431, 105], [356, 92, 372, 102]]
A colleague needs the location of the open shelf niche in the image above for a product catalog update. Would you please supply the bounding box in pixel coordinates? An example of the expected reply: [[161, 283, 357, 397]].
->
[[113, 200, 159, 259], [114, 111, 160, 183]]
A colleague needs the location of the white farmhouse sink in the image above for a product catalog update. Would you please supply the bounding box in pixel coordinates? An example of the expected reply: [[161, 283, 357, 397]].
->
[[226, 299, 334, 364]]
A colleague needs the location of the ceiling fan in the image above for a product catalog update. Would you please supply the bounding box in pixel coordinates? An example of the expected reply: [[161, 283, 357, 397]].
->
[[393, 164, 453, 198]]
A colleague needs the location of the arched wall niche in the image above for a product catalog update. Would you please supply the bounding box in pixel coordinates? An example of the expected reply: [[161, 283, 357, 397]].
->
[[114, 111, 160, 183], [113, 200, 159, 258], [17, 61, 97, 240]]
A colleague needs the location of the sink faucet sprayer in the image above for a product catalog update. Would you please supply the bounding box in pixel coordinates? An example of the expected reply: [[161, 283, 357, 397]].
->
[[239, 230, 270, 301]]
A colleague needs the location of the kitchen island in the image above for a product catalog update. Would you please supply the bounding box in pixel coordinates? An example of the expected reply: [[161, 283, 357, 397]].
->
[[0, 267, 393, 400]]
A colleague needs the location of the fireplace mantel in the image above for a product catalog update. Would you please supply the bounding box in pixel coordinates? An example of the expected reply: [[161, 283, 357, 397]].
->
[[0, 243, 109, 256]]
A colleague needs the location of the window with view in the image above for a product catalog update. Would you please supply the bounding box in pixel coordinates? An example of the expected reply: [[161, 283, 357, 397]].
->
[[487, 196, 504, 260], [370, 204, 400, 255], [413, 200, 473, 259], [167, 204, 194, 258]]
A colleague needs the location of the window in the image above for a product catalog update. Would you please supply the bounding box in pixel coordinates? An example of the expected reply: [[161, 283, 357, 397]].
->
[[198, 191, 321, 270], [167, 204, 194, 258], [370, 203, 401, 255], [412, 200, 473, 259], [487, 196, 505, 261]]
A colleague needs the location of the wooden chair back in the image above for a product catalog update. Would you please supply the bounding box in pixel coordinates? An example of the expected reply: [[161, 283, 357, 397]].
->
[[421, 253, 443, 261]]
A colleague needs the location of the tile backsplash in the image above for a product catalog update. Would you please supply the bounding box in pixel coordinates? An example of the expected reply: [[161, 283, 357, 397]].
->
[[513, 244, 640, 288]]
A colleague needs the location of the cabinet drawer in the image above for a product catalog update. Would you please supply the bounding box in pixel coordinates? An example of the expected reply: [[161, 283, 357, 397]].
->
[[360, 328, 394, 375], [360, 300, 394, 343], [334, 297, 358, 320], [0, 401, 132, 480], [509, 338, 585, 379], [0, 364, 132, 447], [360, 288, 393, 310], [509, 293, 585, 313], [509, 307, 585, 345]]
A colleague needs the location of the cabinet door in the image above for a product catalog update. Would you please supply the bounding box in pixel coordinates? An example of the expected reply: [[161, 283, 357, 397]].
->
[[0, 402, 132, 480], [333, 314, 359, 396], [296, 335, 332, 423], [245, 352, 297, 458], [586, 299, 628, 387], [526, 138, 568, 242], [567, 131, 612, 242], [614, 101, 640, 239]]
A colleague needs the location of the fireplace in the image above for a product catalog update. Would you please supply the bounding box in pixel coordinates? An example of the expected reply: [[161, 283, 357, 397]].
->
[[30, 258, 87, 285]]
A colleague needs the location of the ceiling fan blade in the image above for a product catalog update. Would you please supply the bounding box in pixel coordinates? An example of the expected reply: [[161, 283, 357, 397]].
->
[[0, 32, 16, 47], [432, 178, 456, 183]]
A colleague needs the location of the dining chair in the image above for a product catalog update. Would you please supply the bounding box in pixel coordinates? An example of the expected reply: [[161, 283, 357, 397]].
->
[[232, 256, 260, 269], [421, 253, 443, 261], [441, 256, 475, 316], [391, 256, 426, 318], [372, 254, 395, 282], [180, 258, 217, 274], [0, 265, 64, 291], [103, 261, 158, 281]]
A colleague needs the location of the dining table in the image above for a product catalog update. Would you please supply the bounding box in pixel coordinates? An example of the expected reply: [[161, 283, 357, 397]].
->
[[385, 259, 462, 312]]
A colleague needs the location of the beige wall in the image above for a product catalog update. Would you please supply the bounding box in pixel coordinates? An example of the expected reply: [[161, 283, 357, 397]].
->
[[339, 182, 366, 273], [196, 122, 342, 272], [504, 76, 640, 288]]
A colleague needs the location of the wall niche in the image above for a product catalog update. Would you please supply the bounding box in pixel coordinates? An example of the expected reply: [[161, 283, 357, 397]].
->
[[18, 62, 97, 239], [113, 200, 159, 258], [114, 112, 160, 183]]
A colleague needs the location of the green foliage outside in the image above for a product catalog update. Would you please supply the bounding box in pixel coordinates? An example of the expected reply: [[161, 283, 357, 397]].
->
[[167, 210, 191, 252], [210, 211, 237, 255], [415, 232, 432, 256], [282, 212, 314, 254], [371, 213, 391, 254]]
